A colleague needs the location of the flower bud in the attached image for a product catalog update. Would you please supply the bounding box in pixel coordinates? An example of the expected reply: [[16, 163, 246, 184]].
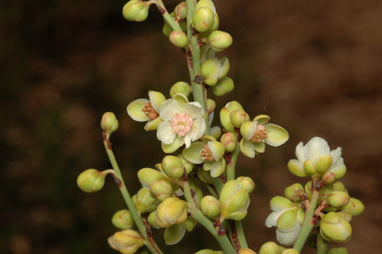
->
[[206, 98, 216, 114], [327, 191, 350, 208], [212, 76, 234, 96], [210, 126, 222, 140], [284, 183, 304, 202], [201, 58, 221, 86], [201, 195, 220, 219], [148, 211, 162, 229], [169, 31, 189, 48], [196, 250, 223, 254], [320, 212, 352, 243], [220, 180, 250, 220], [177, 154, 194, 174], [259, 241, 282, 254], [150, 179, 174, 201], [174, 1, 187, 20], [281, 249, 299, 254], [276, 207, 304, 245], [112, 209, 134, 229], [328, 247, 348, 254], [192, 7, 214, 32], [137, 168, 165, 187], [132, 187, 158, 214], [208, 30, 233, 52], [108, 229, 144, 254], [219, 101, 243, 132], [231, 109, 250, 128], [183, 217, 197, 232], [321, 171, 336, 185], [77, 169, 105, 193], [157, 197, 188, 226], [236, 176, 255, 193], [333, 181, 347, 192], [220, 132, 237, 152], [340, 197, 364, 216], [122, 0, 149, 22], [287, 159, 307, 178], [239, 248, 257, 254], [162, 155, 184, 178], [164, 223, 186, 245], [170, 81, 192, 98], [101, 112, 119, 134]]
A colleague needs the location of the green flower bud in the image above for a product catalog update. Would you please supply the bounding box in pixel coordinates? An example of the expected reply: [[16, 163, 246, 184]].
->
[[287, 159, 307, 178], [164, 224, 186, 245], [239, 248, 257, 254], [201, 195, 220, 219], [328, 247, 348, 254], [281, 249, 299, 254], [219, 101, 243, 131], [236, 176, 255, 193], [112, 209, 134, 229], [183, 217, 197, 232], [321, 171, 336, 185], [315, 154, 332, 174], [157, 197, 188, 226], [208, 30, 233, 52], [220, 132, 237, 152], [169, 31, 189, 48], [170, 81, 192, 98], [137, 168, 165, 187], [197, 168, 213, 184], [319, 184, 334, 202], [148, 211, 163, 229], [192, 7, 214, 33], [177, 154, 194, 174], [320, 212, 352, 243], [327, 191, 350, 208], [220, 180, 250, 220], [101, 112, 119, 134], [340, 197, 365, 216], [206, 98, 216, 114], [212, 76, 234, 96], [284, 183, 304, 202], [259, 241, 282, 254], [333, 181, 347, 192], [162, 22, 172, 37], [201, 58, 221, 86], [108, 229, 145, 254], [150, 179, 174, 201], [174, 1, 187, 20], [196, 250, 223, 254], [132, 188, 159, 214], [210, 126, 222, 140], [77, 169, 105, 193], [230, 109, 250, 128], [276, 208, 299, 232], [122, 0, 149, 22], [162, 155, 184, 178]]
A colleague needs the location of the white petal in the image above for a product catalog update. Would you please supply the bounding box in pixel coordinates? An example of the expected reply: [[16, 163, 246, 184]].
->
[[183, 102, 204, 119], [295, 142, 306, 162], [330, 147, 342, 164], [157, 121, 176, 144], [276, 223, 301, 246], [187, 117, 206, 142], [148, 90, 166, 112], [305, 137, 330, 163], [265, 210, 284, 228], [159, 99, 181, 121]]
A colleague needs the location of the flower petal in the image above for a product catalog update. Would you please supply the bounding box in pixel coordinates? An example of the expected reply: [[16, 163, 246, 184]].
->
[[182, 142, 205, 164], [161, 137, 184, 153], [209, 159, 226, 177], [265, 210, 284, 228], [173, 93, 189, 108], [159, 99, 180, 121], [253, 142, 266, 153], [276, 223, 301, 246], [330, 147, 342, 164], [149, 90, 166, 112], [305, 137, 330, 161], [164, 224, 186, 245], [127, 99, 150, 122], [183, 102, 204, 119], [264, 123, 289, 147], [157, 121, 176, 145], [295, 142, 306, 162], [144, 117, 162, 131], [240, 139, 255, 158], [253, 114, 271, 125], [187, 117, 206, 142]]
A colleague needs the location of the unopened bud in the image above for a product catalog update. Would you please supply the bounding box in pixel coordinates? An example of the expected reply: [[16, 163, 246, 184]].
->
[[112, 209, 134, 229], [193, 7, 214, 32], [259, 241, 282, 254], [220, 132, 237, 152], [219, 101, 243, 132], [201, 195, 220, 219], [77, 169, 105, 193], [327, 191, 350, 208], [170, 81, 192, 98], [150, 179, 173, 201], [210, 126, 222, 140], [206, 98, 216, 114], [281, 249, 299, 254], [169, 31, 189, 48], [132, 188, 159, 214], [212, 76, 234, 96], [201, 58, 221, 86], [231, 109, 250, 128], [239, 248, 257, 254], [101, 112, 119, 134], [320, 212, 352, 243], [137, 168, 165, 187], [174, 1, 187, 20], [108, 229, 144, 254], [340, 197, 365, 216], [208, 30, 233, 52], [220, 180, 250, 220], [284, 183, 304, 202], [162, 155, 184, 178], [236, 176, 255, 193], [157, 197, 188, 226], [122, 0, 149, 22]]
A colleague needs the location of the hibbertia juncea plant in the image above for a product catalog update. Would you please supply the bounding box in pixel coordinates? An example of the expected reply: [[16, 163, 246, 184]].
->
[[76, 1, 365, 253]]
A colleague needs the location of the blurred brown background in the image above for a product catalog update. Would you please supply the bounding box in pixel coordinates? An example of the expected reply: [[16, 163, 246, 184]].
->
[[1, 0, 381, 253]]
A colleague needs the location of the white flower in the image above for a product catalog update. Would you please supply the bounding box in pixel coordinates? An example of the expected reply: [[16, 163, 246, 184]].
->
[[288, 137, 346, 179], [157, 94, 206, 153]]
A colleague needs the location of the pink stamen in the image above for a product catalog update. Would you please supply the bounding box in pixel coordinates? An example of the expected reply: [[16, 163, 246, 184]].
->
[[250, 124, 267, 143], [171, 113, 193, 137]]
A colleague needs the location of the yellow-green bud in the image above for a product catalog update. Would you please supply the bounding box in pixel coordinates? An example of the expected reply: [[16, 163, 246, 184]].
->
[[196, 250, 223, 254], [236, 176, 255, 193], [122, 0, 149, 22], [137, 168, 165, 187], [259, 241, 282, 254], [184, 217, 197, 232], [219, 101, 243, 132], [284, 183, 304, 202], [287, 159, 307, 178], [315, 154, 332, 174], [327, 191, 350, 208], [177, 154, 194, 174], [220, 132, 237, 152], [207, 98, 216, 114], [340, 197, 365, 216], [169, 31, 189, 48], [303, 160, 315, 175], [101, 112, 119, 134], [148, 211, 162, 229], [207, 141, 225, 161], [212, 76, 234, 96], [197, 168, 213, 184], [320, 212, 352, 243], [321, 171, 336, 185], [174, 1, 187, 20], [162, 155, 184, 178], [150, 179, 174, 201], [77, 169, 105, 193], [201, 195, 220, 219], [281, 249, 299, 254], [201, 58, 221, 86], [192, 7, 214, 33], [157, 197, 188, 226], [220, 180, 250, 220], [208, 30, 233, 52], [230, 109, 250, 128], [108, 229, 145, 254], [328, 247, 348, 254], [210, 126, 222, 140], [162, 22, 172, 37], [132, 188, 159, 214], [333, 181, 347, 192], [239, 248, 257, 254], [170, 81, 192, 98], [112, 209, 134, 229]]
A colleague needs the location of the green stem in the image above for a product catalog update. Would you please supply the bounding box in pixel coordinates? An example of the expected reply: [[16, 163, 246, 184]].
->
[[317, 233, 329, 254], [234, 221, 248, 249], [293, 188, 320, 252], [155, 0, 182, 32], [103, 133, 163, 254], [183, 180, 236, 253]]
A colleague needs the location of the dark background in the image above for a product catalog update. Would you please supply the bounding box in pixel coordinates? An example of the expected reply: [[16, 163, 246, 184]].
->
[[1, 0, 381, 253]]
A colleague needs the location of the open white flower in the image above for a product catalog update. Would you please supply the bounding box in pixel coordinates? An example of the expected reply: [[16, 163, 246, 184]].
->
[[157, 94, 206, 153]]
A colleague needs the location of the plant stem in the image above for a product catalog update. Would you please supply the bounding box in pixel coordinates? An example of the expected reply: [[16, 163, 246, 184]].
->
[[316, 233, 328, 254], [183, 179, 236, 253], [155, 0, 182, 32], [293, 188, 320, 252], [102, 133, 163, 254]]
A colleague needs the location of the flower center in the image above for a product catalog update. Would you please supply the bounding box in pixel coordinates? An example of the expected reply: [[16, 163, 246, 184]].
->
[[142, 102, 159, 120], [171, 113, 193, 137], [200, 144, 214, 161], [250, 124, 267, 143]]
